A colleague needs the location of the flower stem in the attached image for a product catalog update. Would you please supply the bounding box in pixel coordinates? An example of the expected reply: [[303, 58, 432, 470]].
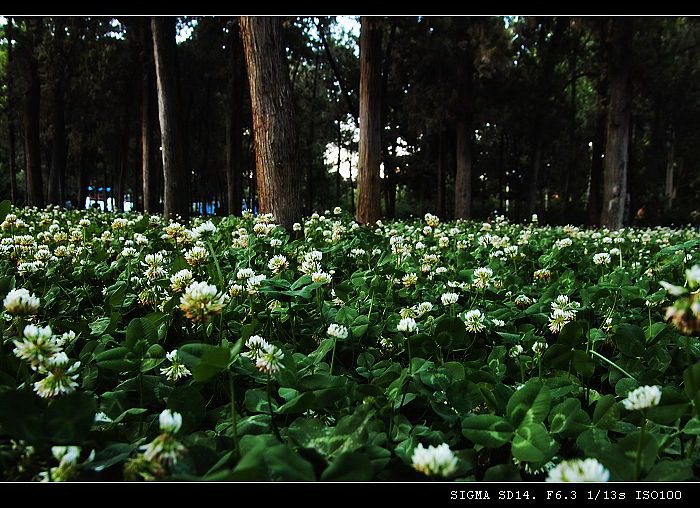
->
[[228, 369, 239, 459], [634, 414, 647, 481], [266, 373, 282, 441]]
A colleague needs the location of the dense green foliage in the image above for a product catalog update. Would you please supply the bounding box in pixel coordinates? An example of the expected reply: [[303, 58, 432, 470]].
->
[[0, 203, 699, 481]]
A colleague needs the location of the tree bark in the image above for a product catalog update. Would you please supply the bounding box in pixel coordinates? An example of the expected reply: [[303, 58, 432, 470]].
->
[[151, 17, 188, 219], [23, 19, 44, 207], [600, 18, 633, 230], [240, 16, 302, 229], [140, 19, 155, 214], [225, 20, 244, 216], [454, 119, 473, 219], [47, 18, 67, 206], [355, 16, 383, 224], [436, 129, 446, 217], [6, 18, 18, 204]]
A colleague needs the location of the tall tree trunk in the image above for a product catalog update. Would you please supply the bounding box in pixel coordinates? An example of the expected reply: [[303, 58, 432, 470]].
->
[[240, 16, 302, 229], [151, 17, 188, 219], [24, 19, 43, 207], [225, 20, 244, 216], [454, 119, 473, 219], [600, 18, 633, 230], [77, 138, 89, 209], [48, 79, 67, 205], [140, 19, 155, 214], [335, 118, 342, 204], [526, 128, 543, 220], [664, 128, 675, 213], [587, 99, 606, 226], [306, 52, 320, 214], [6, 18, 18, 204], [355, 16, 383, 224], [436, 129, 446, 217], [47, 18, 67, 206]]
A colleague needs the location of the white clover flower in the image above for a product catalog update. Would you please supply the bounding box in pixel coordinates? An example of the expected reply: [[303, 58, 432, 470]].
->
[[243, 335, 271, 361], [159, 409, 183, 434], [14, 325, 58, 370], [293, 222, 302, 231], [34, 363, 80, 398], [191, 220, 216, 240], [228, 283, 244, 298], [327, 323, 349, 340], [622, 385, 662, 411], [548, 309, 571, 333], [593, 252, 611, 265], [170, 269, 194, 293], [256, 344, 284, 374], [311, 271, 332, 284], [687, 265, 700, 287], [411, 443, 458, 477], [179, 281, 228, 323], [546, 458, 610, 482], [473, 267, 493, 289], [237, 268, 256, 280], [532, 341, 547, 354], [402, 273, 418, 288], [414, 301, 433, 317], [4, 288, 40, 315], [184, 246, 208, 266], [555, 238, 573, 249], [492, 318, 505, 328], [120, 247, 138, 259], [246, 274, 266, 294], [397, 317, 417, 334], [509, 344, 524, 358], [268, 254, 289, 273], [53, 330, 76, 348], [52, 446, 82, 468], [441, 292, 459, 306], [463, 309, 485, 333], [160, 350, 191, 382]]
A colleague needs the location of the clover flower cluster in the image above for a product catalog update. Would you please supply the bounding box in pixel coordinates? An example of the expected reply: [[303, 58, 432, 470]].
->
[[243, 335, 285, 374], [622, 385, 662, 411], [13, 324, 80, 398], [160, 350, 191, 382], [179, 281, 228, 323], [546, 458, 610, 482], [548, 295, 580, 333], [4, 288, 40, 315], [411, 443, 458, 477]]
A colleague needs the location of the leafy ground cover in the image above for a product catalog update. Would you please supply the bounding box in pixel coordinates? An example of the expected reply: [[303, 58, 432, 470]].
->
[[0, 203, 699, 482]]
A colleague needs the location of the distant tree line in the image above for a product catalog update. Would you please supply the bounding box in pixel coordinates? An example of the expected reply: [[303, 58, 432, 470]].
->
[[1, 16, 700, 229]]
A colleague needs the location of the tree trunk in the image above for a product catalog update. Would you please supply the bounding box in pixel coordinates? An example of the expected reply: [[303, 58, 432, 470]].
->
[[355, 16, 383, 224], [47, 18, 67, 206], [436, 129, 446, 217], [600, 19, 633, 230], [24, 19, 43, 207], [240, 16, 302, 229], [587, 100, 606, 226], [140, 19, 155, 214], [151, 17, 188, 219], [6, 18, 18, 204], [306, 52, 320, 214], [48, 79, 67, 205], [664, 129, 675, 213], [225, 20, 244, 216], [454, 119, 473, 219], [526, 128, 543, 220]]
